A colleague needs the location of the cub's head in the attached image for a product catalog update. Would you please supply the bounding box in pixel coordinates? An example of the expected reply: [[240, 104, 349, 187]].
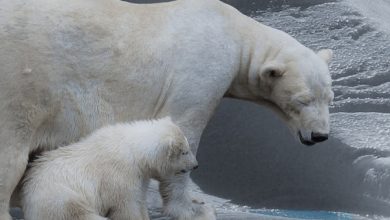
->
[[229, 48, 334, 146], [156, 118, 198, 177]]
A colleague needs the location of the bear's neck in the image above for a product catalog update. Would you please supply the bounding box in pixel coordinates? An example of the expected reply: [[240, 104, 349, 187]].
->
[[225, 24, 276, 100], [225, 13, 299, 101]]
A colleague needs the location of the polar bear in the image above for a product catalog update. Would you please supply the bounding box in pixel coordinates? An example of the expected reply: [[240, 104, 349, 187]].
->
[[0, 0, 333, 219], [21, 117, 200, 220]]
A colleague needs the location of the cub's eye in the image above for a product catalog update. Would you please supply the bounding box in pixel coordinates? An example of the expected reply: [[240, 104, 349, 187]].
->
[[182, 151, 189, 155]]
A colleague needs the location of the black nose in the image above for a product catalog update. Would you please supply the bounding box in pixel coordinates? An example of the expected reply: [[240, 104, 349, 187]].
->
[[193, 165, 199, 170], [311, 132, 328, 142]]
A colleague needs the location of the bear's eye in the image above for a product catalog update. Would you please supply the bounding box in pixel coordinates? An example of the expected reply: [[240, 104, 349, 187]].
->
[[182, 151, 189, 155], [297, 99, 310, 106], [295, 96, 314, 107]]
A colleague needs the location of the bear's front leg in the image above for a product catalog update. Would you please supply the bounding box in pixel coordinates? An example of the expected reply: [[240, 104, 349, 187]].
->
[[0, 135, 30, 220], [159, 173, 216, 220]]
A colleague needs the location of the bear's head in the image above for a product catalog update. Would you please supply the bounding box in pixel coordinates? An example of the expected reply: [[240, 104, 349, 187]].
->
[[155, 118, 198, 177], [228, 48, 334, 146]]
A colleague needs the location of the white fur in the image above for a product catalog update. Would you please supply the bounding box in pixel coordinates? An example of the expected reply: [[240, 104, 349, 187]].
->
[[22, 117, 198, 220], [1, 0, 332, 219]]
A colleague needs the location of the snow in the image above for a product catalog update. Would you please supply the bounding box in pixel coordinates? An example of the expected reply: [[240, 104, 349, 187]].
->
[[345, 0, 390, 34], [331, 113, 390, 150]]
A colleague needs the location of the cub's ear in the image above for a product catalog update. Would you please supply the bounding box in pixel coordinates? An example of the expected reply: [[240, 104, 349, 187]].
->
[[317, 49, 333, 64], [259, 62, 286, 80]]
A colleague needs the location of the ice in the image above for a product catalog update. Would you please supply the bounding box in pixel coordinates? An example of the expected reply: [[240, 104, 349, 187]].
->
[[331, 113, 390, 150], [345, 0, 390, 34]]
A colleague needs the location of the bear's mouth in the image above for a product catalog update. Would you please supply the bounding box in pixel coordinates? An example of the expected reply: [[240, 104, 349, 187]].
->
[[298, 131, 316, 146]]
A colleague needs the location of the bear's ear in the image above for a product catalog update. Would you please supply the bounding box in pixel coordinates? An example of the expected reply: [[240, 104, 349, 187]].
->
[[259, 62, 286, 80], [317, 49, 333, 64]]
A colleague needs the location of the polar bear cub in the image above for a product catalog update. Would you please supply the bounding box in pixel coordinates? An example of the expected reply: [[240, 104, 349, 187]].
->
[[21, 117, 198, 220]]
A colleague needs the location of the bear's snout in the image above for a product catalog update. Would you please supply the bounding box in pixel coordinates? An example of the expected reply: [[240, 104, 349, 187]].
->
[[298, 131, 329, 146], [311, 132, 328, 143]]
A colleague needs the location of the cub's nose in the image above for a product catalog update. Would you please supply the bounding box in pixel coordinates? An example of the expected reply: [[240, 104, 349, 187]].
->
[[192, 165, 199, 170], [311, 132, 328, 142]]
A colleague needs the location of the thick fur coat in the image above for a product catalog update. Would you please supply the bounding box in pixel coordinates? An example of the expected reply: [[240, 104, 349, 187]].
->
[[22, 118, 198, 220]]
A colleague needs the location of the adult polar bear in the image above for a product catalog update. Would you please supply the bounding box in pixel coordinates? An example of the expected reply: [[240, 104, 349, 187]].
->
[[0, 0, 333, 219]]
